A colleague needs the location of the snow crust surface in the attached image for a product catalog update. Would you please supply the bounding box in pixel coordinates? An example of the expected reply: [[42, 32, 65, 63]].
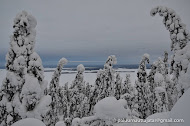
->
[[94, 97, 129, 120], [11, 118, 45, 126], [170, 88, 190, 126], [55, 121, 66, 126]]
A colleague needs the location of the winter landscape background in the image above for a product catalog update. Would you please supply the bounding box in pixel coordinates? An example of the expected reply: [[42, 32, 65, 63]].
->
[[0, 0, 190, 66], [0, 67, 144, 88], [0, 0, 190, 126]]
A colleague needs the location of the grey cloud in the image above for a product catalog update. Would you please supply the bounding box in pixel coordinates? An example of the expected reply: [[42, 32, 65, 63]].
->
[[0, 0, 190, 64]]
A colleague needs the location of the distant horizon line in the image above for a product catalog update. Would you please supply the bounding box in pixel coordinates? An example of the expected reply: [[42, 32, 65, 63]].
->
[[0, 64, 151, 69], [69, 61, 105, 63]]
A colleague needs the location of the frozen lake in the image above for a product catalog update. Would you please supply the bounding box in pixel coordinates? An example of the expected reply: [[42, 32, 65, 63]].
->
[[0, 68, 150, 87]]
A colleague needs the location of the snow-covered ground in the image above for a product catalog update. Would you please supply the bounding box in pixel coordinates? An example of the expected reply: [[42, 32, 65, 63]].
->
[[114, 88, 190, 126], [11, 118, 46, 126], [0, 68, 149, 87]]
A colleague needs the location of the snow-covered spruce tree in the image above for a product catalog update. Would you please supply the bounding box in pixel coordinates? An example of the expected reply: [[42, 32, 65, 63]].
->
[[89, 69, 105, 113], [152, 57, 169, 113], [78, 82, 92, 117], [163, 51, 169, 75], [62, 82, 72, 126], [147, 60, 160, 115], [121, 74, 133, 95], [163, 51, 173, 110], [88, 75, 100, 115], [84, 82, 91, 100], [120, 74, 135, 110], [70, 64, 86, 92], [86, 85, 95, 116], [0, 57, 25, 125], [147, 55, 170, 114], [137, 53, 150, 83], [0, 11, 50, 126], [45, 58, 68, 126], [96, 55, 117, 101], [89, 55, 117, 115], [153, 84, 169, 113], [147, 53, 169, 92], [151, 6, 190, 102], [134, 53, 151, 119], [79, 96, 89, 118], [69, 64, 86, 118], [155, 57, 166, 79], [147, 62, 157, 93], [114, 72, 122, 100], [146, 52, 170, 114]]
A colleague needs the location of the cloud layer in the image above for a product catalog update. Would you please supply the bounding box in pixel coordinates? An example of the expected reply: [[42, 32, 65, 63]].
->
[[0, 0, 190, 65]]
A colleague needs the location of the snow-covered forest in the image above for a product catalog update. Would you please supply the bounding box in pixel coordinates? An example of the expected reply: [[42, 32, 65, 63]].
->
[[0, 5, 190, 126]]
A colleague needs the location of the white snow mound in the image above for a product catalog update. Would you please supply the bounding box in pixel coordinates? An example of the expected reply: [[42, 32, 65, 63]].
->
[[170, 88, 190, 126], [94, 97, 128, 120], [11, 118, 45, 126], [55, 121, 66, 126]]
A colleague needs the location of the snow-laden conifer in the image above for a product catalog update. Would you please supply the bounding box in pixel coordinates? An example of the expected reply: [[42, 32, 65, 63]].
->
[[0, 11, 50, 126], [134, 53, 151, 119], [96, 55, 117, 101], [89, 55, 117, 115], [137, 53, 149, 83], [151, 6, 190, 101], [69, 64, 86, 118], [114, 72, 122, 100], [148, 54, 170, 114], [45, 58, 68, 126], [121, 74, 135, 110]]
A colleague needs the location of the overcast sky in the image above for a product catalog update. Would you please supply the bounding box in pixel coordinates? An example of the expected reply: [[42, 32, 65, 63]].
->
[[0, 0, 190, 66]]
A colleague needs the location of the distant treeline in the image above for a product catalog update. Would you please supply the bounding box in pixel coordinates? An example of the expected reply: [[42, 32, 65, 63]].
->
[[0, 64, 151, 70]]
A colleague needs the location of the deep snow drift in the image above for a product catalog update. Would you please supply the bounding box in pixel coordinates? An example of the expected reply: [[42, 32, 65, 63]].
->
[[94, 97, 129, 120], [11, 118, 45, 126]]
